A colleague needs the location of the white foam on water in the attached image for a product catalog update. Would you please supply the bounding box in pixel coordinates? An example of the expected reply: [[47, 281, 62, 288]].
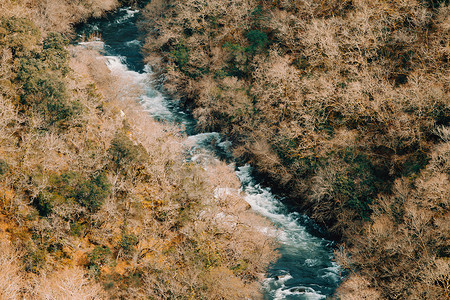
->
[[277, 274, 294, 283], [264, 275, 327, 300], [121, 7, 140, 15], [236, 165, 324, 248], [105, 55, 126, 70], [81, 24, 99, 32], [273, 287, 326, 300], [184, 132, 225, 162], [305, 258, 319, 267], [101, 55, 189, 128], [115, 7, 140, 23], [140, 94, 173, 120], [321, 263, 341, 283], [236, 164, 341, 298], [143, 64, 153, 73], [321, 272, 340, 283], [255, 225, 279, 238], [189, 153, 214, 164], [186, 132, 221, 147], [104, 56, 147, 83], [235, 164, 253, 185], [126, 39, 142, 47]]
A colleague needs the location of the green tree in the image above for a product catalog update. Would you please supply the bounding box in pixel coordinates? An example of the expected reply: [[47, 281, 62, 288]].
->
[[108, 131, 148, 168], [72, 173, 111, 212]]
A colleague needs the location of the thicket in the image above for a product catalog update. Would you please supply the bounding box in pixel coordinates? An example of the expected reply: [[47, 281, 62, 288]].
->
[[140, 0, 449, 298], [0, 1, 276, 299]]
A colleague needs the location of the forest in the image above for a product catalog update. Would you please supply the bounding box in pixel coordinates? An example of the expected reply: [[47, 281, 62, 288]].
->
[[0, 0, 276, 298], [0, 0, 448, 298], [140, 0, 449, 299]]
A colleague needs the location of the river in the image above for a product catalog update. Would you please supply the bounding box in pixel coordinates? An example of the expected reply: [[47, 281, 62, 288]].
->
[[75, 7, 340, 299]]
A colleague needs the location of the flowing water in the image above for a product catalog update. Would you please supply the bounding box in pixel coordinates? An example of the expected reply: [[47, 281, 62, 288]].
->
[[75, 7, 340, 299]]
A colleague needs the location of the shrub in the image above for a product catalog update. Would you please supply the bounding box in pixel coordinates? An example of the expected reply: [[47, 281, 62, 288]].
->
[[250, 5, 271, 24], [42, 32, 70, 75], [246, 30, 268, 54], [333, 150, 381, 220], [44, 171, 78, 207], [169, 44, 189, 69], [45, 171, 110, 212], [118, 232, 139, 255], [17, 54, 82, 127], [108, 132, 148, 168], [70, 222, 86, 237], [43, 32, 68, 53], [12, 28, 80, 127], [33, 192, 53, 217], [18, 57, 67, 101], [24, 247, 47, 273], [72, 173, 111, 212], [18, 52, 84, 126], [0, 16, 40, 58], [88, 246, 112, 276], [0, 242, 23, 299], [33, 267, 105, 299], [222, 42, 248, 77], [49, 171, 79, 195]]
